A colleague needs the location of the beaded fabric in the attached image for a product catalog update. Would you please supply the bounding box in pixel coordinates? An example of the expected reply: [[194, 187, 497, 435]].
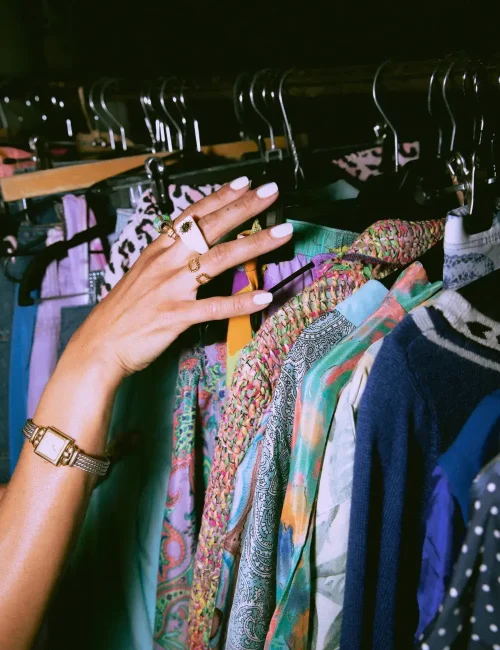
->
[[187, 218, 445, 648]]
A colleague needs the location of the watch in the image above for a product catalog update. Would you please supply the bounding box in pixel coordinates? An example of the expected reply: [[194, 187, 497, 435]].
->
[[23, 419, 110, 477]]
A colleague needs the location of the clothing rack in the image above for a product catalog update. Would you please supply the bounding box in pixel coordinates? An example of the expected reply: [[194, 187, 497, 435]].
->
[[94, 57, 500, 101], [0, 135, 306, 202]]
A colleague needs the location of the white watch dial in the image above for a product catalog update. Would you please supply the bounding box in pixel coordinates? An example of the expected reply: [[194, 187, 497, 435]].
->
[[35, 429, 69, 464]]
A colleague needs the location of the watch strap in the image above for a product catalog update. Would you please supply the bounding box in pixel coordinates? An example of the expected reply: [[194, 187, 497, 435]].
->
[[71, 451, 110, 477], [22, 418, 40, 442], [22, 419, 110, 478]]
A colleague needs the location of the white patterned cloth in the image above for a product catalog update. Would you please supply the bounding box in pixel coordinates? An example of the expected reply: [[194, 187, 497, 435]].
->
[[443, 205, 500, 290], [312, 337, 384, 649]]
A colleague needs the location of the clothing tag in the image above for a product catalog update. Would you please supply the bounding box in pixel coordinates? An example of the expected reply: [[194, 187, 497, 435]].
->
[[89, 270, 105, 305]]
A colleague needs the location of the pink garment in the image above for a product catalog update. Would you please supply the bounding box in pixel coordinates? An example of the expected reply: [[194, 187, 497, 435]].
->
[[27, 195, 106, 417], [0, 147, 34, 178]]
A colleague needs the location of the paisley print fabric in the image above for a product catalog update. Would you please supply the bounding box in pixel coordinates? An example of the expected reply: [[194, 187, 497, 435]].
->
[[265, 264, 443, 650], [100, 184, 221, 297], [155, 343, 226, 650], [188, 218, 445, 648], [223, 281, 388, 650], [443, 205, 500, 290]]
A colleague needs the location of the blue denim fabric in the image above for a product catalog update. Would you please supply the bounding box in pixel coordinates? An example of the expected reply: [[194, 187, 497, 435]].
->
[[8, 285, 38, 475], [0, 273, 15, 482], [7, 217, 55, 476]]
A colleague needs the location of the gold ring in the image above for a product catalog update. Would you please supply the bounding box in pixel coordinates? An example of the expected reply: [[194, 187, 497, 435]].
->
[[188, 257, 201, 273], [154, 215, 179, 240], [165, 225, 179, 240], [195, 273, 212, 285]]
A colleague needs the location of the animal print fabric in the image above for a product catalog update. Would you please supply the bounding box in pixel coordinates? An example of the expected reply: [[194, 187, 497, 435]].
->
[[332, 142, 419, 181], [99, 185, 221, 298]]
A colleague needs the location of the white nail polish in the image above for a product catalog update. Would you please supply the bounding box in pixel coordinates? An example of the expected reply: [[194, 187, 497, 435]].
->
[[253, 292, 273, 305], [256, 182, 279, 198], [270, 223, 293, 238], [230, 176, 250, 190]]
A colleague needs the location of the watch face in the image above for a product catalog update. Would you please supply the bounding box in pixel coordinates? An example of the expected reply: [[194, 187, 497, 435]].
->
[[35, 429, 69, 464]]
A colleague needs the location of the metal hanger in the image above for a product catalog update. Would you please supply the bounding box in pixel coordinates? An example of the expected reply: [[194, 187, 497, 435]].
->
[[233, 72, 266, 160], [249, 69, 281, 160], [88, 79, 111, 148], [427, 58, 448, 159], [140, 86, 159, 152], [175, 80, 201, 154], [147, 79, 176, 152], [159, 77, 184, 151], [277, 69, 304, 187], [372, 60, 399, 173], [152, 80, 174, 152], [99, 78, 128, 152]]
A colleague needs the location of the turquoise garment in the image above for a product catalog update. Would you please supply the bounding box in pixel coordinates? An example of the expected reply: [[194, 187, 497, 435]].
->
[[286, 219, 357, 258], [221, 280, 388, 650], [49, 345, 180, 650]]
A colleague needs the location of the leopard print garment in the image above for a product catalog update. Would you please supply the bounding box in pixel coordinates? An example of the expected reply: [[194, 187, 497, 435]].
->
[[99, 184, 221, 299], [332, 141, 420, 181]]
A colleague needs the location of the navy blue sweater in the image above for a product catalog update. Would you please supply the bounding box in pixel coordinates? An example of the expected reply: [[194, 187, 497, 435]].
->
[[341, 291, 500, 650]]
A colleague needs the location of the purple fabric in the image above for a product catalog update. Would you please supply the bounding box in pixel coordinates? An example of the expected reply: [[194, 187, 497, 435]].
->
[[416, 465, 457, 639], [27, 195, 105, 417], [232, 253, 338, 319], [264, 254, 314, 316]]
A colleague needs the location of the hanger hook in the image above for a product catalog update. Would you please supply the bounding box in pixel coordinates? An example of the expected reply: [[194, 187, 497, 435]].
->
[[178, 81, 201, 153], [372, 59, 399, 172], [0, 82, 9, 132], [427, 58, 447, 158], [100, 78, 127, 152], [233, 72, 249, 140], [441, 55, 460, 154], [139, 85, 159, 152], [160, 77, 184, 151], [250, 69, 276, 151], [88, 79, 109, 148], [278, 69, 304, 187]]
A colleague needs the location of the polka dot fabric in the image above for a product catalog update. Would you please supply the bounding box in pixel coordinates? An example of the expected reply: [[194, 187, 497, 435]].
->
[[419, 455, 500, 650], [187, 218, 445, 648]]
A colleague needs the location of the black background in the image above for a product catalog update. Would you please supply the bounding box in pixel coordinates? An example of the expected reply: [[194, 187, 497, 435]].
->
[[0, 0, 497, 79]]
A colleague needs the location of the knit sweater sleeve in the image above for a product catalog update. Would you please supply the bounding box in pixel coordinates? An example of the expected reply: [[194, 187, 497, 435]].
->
[[340, 321, 436, 650]]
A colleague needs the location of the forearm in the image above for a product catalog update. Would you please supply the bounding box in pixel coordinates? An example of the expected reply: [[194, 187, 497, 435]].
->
[[0, 343, 120, 650]]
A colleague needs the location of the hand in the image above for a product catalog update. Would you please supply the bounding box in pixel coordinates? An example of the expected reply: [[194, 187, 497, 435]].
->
[[65, 178, 291, 385]]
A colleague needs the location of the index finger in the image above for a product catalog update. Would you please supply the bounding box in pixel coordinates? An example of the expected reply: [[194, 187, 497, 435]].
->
[[180, 176, 251, 220], [146, 176, 252, 254]]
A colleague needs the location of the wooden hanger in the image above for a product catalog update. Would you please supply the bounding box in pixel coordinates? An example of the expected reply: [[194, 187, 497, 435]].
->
[[0, 135, 306, 202]]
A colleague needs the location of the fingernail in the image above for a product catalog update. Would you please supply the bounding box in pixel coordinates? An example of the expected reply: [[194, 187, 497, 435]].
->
[[270, 223, 293, 238], [230, 176, 250, 190], [256, 182, 279, 198], [253, 292, 273, 305]]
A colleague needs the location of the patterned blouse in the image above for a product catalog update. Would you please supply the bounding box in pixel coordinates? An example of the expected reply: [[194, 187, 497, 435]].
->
[[155, 343, 226, 650], [264, 264, 442, 650], [188, 218, 445, 648], [217, 280, 388, 649]]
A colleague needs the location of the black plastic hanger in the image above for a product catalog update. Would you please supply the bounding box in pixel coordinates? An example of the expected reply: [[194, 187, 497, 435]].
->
[[18, 221, 114, 306]]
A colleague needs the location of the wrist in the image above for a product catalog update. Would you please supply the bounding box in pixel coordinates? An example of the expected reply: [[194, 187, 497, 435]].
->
[[33, 346, 121, 456]]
